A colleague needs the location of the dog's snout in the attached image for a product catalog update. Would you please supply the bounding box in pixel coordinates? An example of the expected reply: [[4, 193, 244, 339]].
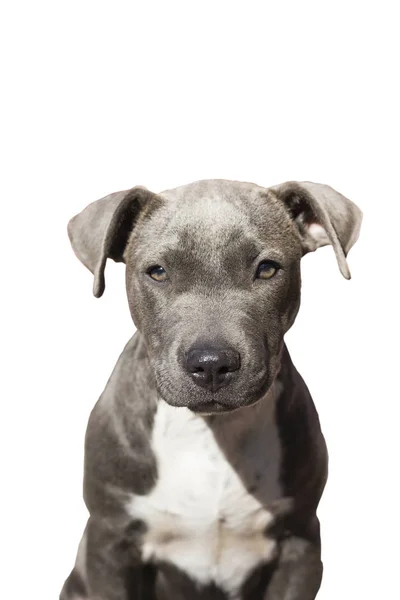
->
[[185, 347, 241, 391]]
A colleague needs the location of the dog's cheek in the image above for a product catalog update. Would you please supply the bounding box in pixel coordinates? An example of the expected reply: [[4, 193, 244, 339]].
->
[[125, 269, 161, 336], [126, 281, 177, 363], [278, 263, 301, 333]]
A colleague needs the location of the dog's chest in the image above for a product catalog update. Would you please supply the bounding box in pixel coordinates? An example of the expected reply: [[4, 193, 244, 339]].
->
[[127, 401, 281, 598]]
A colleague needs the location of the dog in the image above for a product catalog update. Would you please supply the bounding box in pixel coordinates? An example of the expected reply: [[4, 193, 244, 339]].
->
[[60, 179, 362, 600]]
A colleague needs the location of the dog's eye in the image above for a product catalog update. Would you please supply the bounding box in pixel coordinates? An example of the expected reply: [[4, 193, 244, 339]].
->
[[147, 265, 168, 282], [256, 261, 279, 280]]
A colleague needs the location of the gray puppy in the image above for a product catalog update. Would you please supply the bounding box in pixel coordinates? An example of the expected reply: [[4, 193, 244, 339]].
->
[[61, 179, 362, 600]]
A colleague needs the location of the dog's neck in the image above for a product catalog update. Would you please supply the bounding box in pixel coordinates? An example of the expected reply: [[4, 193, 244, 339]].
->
[[151, 376, 284, 510], [153, 378, 282, 470], [203, 382, 282, 474], [202, 379, 280, 434]]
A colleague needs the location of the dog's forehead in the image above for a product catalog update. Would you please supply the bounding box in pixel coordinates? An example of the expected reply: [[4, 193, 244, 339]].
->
[[160, 179, 266, 218], [160, 179, 265, 201], [130, 179, 300, 266], [161, 185, 251, 240], [156, 179, 293, 242]]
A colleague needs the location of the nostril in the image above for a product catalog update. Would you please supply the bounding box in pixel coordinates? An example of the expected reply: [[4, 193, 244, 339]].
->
[[185, 346, 241, 391]]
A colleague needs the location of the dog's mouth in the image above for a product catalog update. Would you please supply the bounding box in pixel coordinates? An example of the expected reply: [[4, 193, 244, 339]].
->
[[156, 370, 271, 415], [186, 389, 268, 414], [187, 400, 240, 415]]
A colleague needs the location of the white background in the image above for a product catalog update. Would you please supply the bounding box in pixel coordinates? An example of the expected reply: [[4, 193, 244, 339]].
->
[[1, 2, 399, 599]]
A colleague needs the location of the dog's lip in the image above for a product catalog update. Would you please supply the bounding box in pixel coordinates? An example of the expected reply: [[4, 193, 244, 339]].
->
[[187, 396, 262, 414], [188, 400, 236, 414], [156, 368, 271, 412]]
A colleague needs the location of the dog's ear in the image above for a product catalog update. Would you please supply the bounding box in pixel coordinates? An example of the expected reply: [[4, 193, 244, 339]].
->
[[68, 186, 155, 297], [270, 181, 362, 278]]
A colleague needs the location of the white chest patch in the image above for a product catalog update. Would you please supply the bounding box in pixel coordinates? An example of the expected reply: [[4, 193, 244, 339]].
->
[[126, 400, 281, 598]]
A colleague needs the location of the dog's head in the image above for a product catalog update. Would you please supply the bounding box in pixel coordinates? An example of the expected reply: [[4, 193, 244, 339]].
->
[[68, 179, 361, 413]]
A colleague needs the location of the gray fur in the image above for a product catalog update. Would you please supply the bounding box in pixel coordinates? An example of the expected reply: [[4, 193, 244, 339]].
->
[[61, 179, 361, 600]]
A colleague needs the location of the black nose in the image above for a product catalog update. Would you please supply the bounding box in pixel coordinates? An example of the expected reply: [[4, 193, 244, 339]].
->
[[185, 347, 241, 391]]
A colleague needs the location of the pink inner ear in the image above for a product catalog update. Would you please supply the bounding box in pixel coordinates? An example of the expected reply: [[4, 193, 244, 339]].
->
[[307, 222, 330, 248]]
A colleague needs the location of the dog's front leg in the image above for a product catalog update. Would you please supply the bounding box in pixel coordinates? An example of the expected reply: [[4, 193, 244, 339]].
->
[[263, 536, 323, 600], [61, 517, 156, 600]]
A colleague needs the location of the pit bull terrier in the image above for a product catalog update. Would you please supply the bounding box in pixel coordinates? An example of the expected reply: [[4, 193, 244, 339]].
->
[[60, 179, 362, 600]]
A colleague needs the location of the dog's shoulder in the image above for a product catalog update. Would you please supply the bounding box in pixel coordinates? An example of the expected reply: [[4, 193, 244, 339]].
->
[[276, 346, 328, 538], [83, 333, 158, 515]]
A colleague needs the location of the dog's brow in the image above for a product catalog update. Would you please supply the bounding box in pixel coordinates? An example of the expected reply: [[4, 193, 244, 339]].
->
[[234, 238, 263, 261]]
